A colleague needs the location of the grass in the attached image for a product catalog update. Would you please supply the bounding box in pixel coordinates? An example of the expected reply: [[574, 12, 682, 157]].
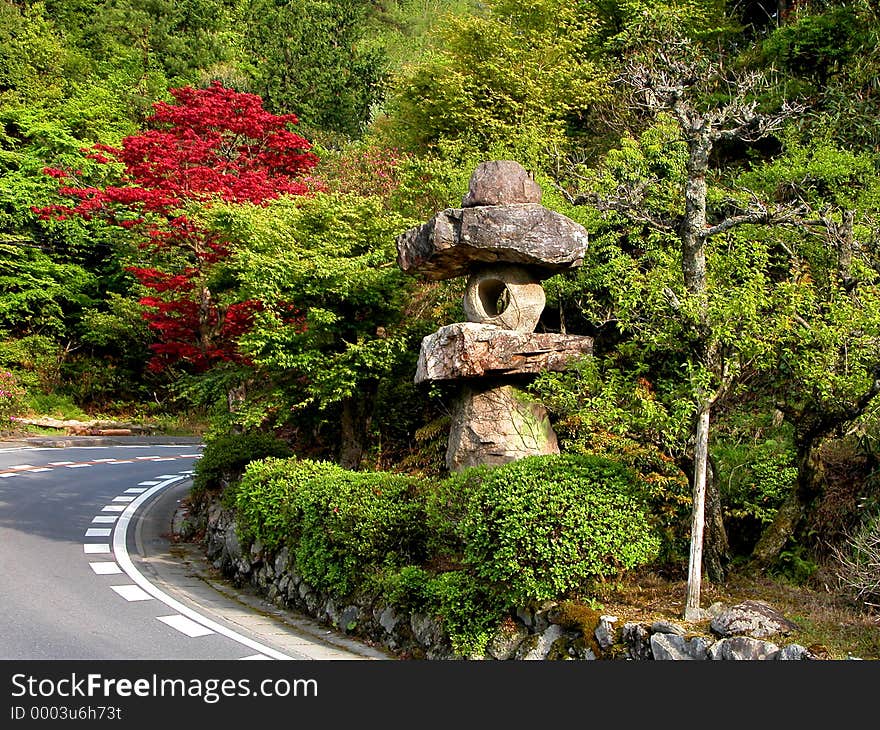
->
[[583, 567, 880, 660]]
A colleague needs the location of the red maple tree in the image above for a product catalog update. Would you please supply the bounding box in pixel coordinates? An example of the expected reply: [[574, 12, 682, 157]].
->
[[38, 81, 319, 373]]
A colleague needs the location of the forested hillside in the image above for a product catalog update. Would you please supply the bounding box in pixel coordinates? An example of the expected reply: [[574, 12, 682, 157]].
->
[[3, 0, 880, 646]]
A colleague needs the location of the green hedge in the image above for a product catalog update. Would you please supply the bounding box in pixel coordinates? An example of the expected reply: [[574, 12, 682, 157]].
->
[[232, 452, 665, 653], [457, 454, 662, 605], [193, 431, 293, 493], [235, 457, 427, 596]]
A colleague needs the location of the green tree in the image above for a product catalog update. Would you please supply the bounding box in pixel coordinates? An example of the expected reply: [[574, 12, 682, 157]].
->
[[0, 1, 154, 406], [206, 192, 420, 468], [238, 0, 388, 139], [733, 136, 880, 570], [380, 0, 604, 162], [557, 20, 811, 615]]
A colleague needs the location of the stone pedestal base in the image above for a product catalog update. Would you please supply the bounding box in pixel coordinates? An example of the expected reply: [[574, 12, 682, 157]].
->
[[445, 382, 559, 472]]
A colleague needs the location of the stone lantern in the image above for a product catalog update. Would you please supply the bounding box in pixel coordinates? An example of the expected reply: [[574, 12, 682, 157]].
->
[[396, 161, 593, 472]]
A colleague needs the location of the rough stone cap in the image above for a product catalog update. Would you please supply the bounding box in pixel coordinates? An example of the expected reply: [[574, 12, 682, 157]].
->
[[462, 160, 542, 207], [396, 204, 588, 280], [415, 322, 593, 383]]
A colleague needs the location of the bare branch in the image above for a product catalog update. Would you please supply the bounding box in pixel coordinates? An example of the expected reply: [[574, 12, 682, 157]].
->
[[552, 179, 676, 233], [703, 191, 811, 239], [619, 51, 805, 143]]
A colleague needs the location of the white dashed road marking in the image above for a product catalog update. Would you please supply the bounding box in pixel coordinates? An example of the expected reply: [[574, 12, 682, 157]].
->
[[111, 585, 154, 602], [156, 615, 215, 638], [90, 562, 123, 575], [83, 543, 111, 554], [1, 452, 201, 478], [3, 447, 297, 659]]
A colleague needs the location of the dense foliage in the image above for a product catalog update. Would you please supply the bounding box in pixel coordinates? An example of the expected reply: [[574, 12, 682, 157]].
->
[[5, 0, 880, 615]]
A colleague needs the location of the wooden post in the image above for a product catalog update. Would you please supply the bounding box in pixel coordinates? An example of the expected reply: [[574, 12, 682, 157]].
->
[[684, 404, 711, 621]]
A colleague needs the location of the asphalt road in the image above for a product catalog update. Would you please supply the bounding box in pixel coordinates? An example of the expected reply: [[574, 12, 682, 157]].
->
[[0, 441, 388, 661]]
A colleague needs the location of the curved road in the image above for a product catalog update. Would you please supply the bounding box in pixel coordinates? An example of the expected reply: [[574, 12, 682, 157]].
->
[[0, 442, 387, 661]]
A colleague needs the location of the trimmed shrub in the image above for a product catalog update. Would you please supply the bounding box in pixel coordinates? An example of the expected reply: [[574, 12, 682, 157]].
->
[[231, 452, 665, 654], [235, 457, 428, 596], [380, 565, 506, 657], [459, 454, 662, 605], [193, 431, 293, 493]]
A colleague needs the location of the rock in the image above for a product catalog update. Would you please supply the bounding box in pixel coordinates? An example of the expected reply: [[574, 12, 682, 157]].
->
[[777, 643, 817, 660], [325, 598, 339, 626], [684, 606, 711, 622], [623, 623, 653, 660], [568, 640, 598, 661], [445, 383, 559, 472], [411, 613, 444, 649], [274, 547, 289, 575], [650, 633, 711, 660], [396, 204, 588, 280], [223, 524, 242, 564], [339, 606, 360, 633], [462, 265, 546, 332], [487, 619, 530, 660], [378, 605, 400, 636], [415, 322, 593, 384], [651, 620, 687, 636], [515, 606, 536, 629], [462, 160, 542, 207], [594, 615, 618, 650], [710, 600, 799, 639], [708, 636, 780, 660], [517, 624, 564, 660]]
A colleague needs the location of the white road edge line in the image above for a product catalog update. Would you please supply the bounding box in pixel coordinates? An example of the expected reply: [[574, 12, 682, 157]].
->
[[113, 475, 293, 661]]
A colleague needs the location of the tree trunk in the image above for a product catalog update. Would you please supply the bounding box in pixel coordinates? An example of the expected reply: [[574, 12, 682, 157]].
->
[[682, 129, 713, 620], [748, 435, 825, 570], [702, 456, 730, 582], [338, 385, 376, 470], [226, 381, 248, 435], [685, 404, 711, 620], [681, 132, 710, 296]]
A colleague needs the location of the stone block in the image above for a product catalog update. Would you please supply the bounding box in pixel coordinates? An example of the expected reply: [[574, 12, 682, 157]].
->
[[396, 204, 588, 280]]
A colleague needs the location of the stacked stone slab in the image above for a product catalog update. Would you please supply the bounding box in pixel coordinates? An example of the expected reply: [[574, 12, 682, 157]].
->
[[396, 160, 593, 471]]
